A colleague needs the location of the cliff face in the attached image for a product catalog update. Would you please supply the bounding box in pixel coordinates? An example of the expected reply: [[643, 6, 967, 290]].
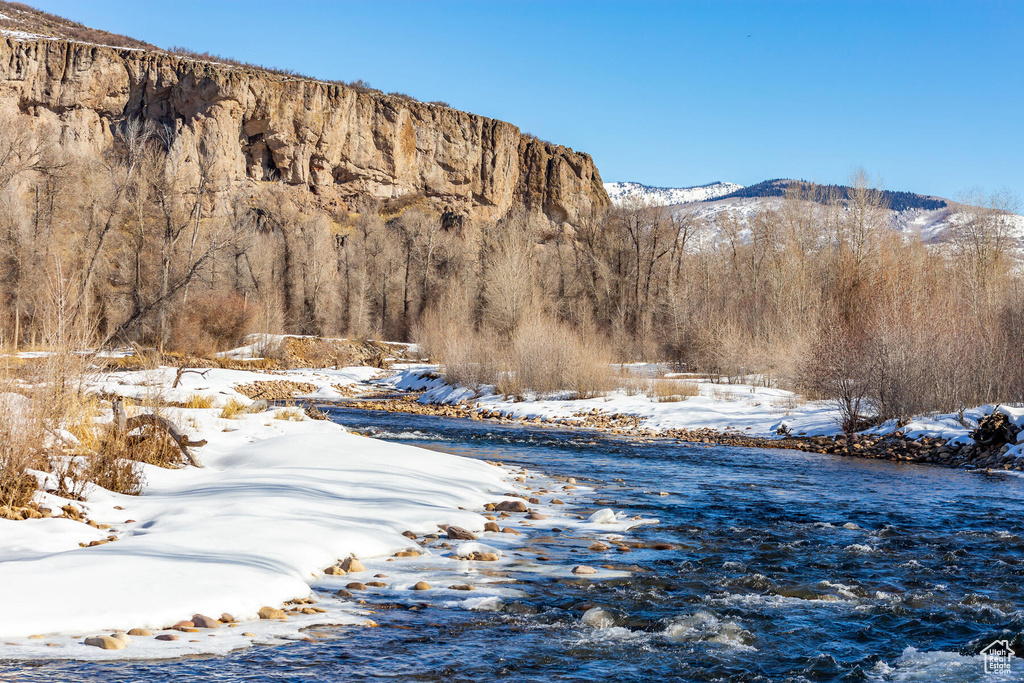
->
[[0, 38, 608, 226]]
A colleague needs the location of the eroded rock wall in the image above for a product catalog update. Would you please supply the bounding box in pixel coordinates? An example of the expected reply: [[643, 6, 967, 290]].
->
[[0, 38, 608, 226]]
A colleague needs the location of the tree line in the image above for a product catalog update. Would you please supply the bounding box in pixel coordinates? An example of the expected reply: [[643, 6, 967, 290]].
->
[[1, 115, 1021, 426]]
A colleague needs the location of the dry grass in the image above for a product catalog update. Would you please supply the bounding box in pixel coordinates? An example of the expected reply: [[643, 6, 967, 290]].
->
[[273, 407, 306, 422], [0, 392, 44, 509], [220, 399, 247, 420], [647, 379, 699, 403], [83, 441, 145, 494], [182, 393, 213, 409]]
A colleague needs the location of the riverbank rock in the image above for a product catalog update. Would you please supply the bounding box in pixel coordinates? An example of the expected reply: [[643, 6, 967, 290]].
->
[[127, 628, 152, 637], [324, 565, 347, 575], [340, 557, 366, 573], [191, 614, 221, 628], [581, 607, 615, 628], [84, 635, 126, 650], [412, 581, 431, 590], [494, 500, 528, 512], [572, 565, 598, 575], [258, 606, 287, 620], [446, 526, 477, 540], [483, 522, 500, 532]]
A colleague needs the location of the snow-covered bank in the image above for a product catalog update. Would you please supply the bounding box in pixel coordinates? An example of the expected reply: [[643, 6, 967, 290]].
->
[[1, 364, 658, 659], [381, 367, 1024, 461]]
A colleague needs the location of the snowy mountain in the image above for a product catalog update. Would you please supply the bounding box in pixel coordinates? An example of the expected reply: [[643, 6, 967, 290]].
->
[[606, 178, 1024, 246], [604, 181, 743, 206], [685, 196, 1024, 247]]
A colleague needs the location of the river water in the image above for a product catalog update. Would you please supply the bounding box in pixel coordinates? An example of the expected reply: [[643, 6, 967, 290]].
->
[[7, 406, 1024, 682]]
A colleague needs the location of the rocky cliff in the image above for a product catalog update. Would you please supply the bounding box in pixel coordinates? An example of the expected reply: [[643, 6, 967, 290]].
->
[[0, 37, 608, 226]]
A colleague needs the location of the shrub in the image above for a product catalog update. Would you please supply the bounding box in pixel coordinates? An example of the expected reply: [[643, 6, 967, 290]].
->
[[418, 307, 614, 399], [0, 393, 42, 509], [83, 446, 145, 495], [169, 291, 256, 356]]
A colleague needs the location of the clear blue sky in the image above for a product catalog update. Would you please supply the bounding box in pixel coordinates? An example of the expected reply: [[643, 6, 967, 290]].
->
[[29, 0, 1024, 200]]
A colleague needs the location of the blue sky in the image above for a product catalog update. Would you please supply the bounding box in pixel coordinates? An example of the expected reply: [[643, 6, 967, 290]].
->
[[30, 0, 1024, 200]]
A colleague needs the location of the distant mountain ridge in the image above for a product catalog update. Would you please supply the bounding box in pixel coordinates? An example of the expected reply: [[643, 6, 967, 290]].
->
[[605, 177, 1024, 245], [714, 178, 947, 212], [605, 177, 946, 212]]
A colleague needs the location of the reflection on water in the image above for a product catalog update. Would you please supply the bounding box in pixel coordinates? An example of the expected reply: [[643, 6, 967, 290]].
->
[[6, 405, 1023, 682]]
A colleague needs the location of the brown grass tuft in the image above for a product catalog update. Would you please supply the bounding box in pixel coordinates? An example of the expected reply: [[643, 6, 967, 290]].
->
[[647, 378, 699, 403], [220, 399, 247, 420]]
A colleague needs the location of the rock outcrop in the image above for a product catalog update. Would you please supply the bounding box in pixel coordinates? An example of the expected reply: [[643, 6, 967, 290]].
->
[[0, 37, 608, 226]]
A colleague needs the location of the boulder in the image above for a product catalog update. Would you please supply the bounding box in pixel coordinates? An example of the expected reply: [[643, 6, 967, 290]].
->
[[191, 614, 221, 629], [257, 606, 287, 620], [340, 557, 366, 573], [446, 526, 477, 540], [494, 500, 528, 513], [84, 635, 126, 650]]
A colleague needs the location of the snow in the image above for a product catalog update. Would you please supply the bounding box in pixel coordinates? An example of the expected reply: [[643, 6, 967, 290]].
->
[[0, 362, 665, 659], [604, 181, 743, 206], [587, 508, 618, 524], [405, 367, 842, 438], [0, 27, 47, 41], [674, 195, 1024, 250], [0, 409, 510, 641], [393, 367, 1024, 459], [454, 541, 502, 557], [3, 357, 1021, 658]]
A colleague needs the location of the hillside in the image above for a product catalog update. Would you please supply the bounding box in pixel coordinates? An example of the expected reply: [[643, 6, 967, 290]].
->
[[604, 180, 742, 205]]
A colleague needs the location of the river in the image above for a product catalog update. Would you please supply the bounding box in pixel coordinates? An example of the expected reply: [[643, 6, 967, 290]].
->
[[7, 405, 1023, 682]]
